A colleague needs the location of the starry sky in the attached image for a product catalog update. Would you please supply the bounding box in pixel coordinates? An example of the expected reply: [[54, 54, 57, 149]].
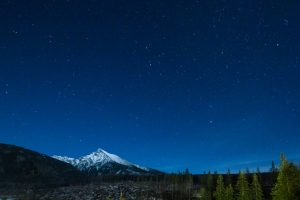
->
[[1, 0, 300, 174]]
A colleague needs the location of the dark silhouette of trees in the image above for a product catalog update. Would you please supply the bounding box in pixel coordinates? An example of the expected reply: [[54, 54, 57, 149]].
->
[[270, 161, 278, 173], [267, 160, 279, 189], [226, 168, 232, 187], [206, 170, 213, 200], [246, 167, 252, 183], [256, 167, 263, 184], [213, 170, 218, 189]]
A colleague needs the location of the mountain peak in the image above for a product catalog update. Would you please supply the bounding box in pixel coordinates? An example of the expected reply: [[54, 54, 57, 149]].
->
[[96, 148, 105, 151], [52, 148, 164, 176]]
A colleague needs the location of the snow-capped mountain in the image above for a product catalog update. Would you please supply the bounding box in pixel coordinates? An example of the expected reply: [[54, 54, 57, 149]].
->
[[53, 148, 164, 176], [53, 148, 132, 171]]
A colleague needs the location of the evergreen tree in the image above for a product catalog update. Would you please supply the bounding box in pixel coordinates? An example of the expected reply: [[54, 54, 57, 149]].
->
[[174, 172, 179, 199], [270, 161, 278, 172], [201, 171, 207, 187], [184, 168, 193, 198], [224, 184, 235, 200], [270, 160, 279, 187], [271, 153, 300, 200], [207, 170, 213, 200], [226, 168, 232, 187], [251, 173, 264, 200], [184, 168, 192, 185], [256, 167, 263, 184], [213, 174, 225, 200], [235, 170, 251, 200], [245, 167, 250, 173], [213, 170, 218, 189], [170, 173, 176, 199], [200, 187, 209, 200], [245, 167, 252, 183]]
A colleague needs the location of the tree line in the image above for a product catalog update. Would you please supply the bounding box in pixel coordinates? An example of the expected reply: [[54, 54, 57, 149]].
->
[[191, 153, 300, 200], [88, 152, 299, 200]]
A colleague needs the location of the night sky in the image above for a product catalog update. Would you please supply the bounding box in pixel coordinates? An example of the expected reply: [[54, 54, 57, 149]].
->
[[1, 1, 300, 174]]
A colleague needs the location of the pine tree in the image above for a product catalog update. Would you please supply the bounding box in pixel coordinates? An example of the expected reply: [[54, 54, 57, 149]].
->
[[170, 173, 176, 199], [256, 167, 263, 184], [200, 187, 209, 200], [213, 174, 225, 200], [213, 170, 218, 189], [270, 161, 278, 172], [245, 167, 252, 183], [184, 168, 193, 198], [271, 153, 300, 200], [226, 168, 232, 187], [207, 170, 213, 200], [201, 171, 207, 187], [235, 170, 251, 200], [251, 173, 264, 200], [224, 184, 234, 200], [270, 160, 279, 187]]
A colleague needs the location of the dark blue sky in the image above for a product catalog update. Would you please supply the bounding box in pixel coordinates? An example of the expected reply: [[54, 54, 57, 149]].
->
[[1, 0, 300, 174]]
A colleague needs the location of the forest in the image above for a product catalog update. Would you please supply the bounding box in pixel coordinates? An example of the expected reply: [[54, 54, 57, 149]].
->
[[190, 153, 300, 200]]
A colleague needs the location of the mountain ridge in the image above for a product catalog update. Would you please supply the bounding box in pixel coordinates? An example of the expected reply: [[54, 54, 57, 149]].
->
[[53, 148, 164, 176], [0, 143, 86, 188]]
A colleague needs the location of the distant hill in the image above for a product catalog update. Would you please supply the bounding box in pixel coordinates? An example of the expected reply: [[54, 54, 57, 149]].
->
[[53, 148, 165, 176], [0, 143, 86, 188]]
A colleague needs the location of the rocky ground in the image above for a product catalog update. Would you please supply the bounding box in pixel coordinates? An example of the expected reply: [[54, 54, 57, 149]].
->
[[0, 181, 202, 200], [38, 182, 164, 200], [0, 182, 166, 200]]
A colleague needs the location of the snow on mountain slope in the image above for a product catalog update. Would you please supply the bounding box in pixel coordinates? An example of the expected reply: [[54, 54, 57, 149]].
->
[[53, 148, 150, 172], [52, 155, 80, 166], [97, 148, 133, 166]]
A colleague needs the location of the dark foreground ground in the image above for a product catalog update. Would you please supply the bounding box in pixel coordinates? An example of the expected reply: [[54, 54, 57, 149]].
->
[[0, 182, 202, 200]]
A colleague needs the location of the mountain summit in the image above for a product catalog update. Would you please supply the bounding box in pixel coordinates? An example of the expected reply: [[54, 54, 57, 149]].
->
[[53, 148, 164, 176]]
